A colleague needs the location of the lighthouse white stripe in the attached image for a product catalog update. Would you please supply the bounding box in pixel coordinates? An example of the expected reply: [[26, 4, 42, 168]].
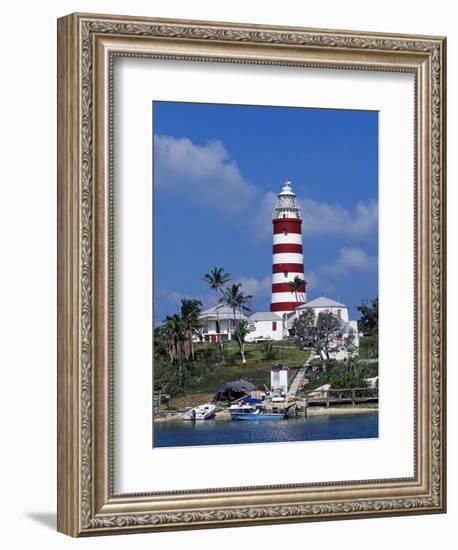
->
[[270, 292, 305, 304], [272, 252, 304, 265], [273, 233, 302, 246], [272, 272, 304, 284], [271, 292, 294, 304]]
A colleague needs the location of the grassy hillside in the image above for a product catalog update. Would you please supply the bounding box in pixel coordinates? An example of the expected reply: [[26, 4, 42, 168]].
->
[[157, 341, 309, 410], [194, 342, 308, 391]]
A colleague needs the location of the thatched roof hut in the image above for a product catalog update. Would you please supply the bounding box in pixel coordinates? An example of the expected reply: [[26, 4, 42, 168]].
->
[[215, 379, 257, 402]]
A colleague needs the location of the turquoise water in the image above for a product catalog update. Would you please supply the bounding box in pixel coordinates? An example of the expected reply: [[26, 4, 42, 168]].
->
[[153, 411, 378, 448]]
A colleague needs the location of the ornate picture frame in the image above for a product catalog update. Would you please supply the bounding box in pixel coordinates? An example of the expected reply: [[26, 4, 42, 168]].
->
[[57, 12, 446, 536]]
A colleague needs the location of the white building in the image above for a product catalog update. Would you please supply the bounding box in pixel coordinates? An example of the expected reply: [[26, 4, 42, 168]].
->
[[245, 312, 283, 342], [285, 296, 359, 358], [198, 304, 247, 342], [198, 307, 283, 343], [270, 365, 289, 393], [290, 296, 350, 323]]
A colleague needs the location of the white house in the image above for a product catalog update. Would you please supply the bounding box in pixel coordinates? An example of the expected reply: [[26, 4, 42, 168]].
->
[[198, 307, 283, 343], [285, 296, 359, 358], [198, 304, 247, 342], [245, 312, 283, 342], [292, 296, 350, 323]]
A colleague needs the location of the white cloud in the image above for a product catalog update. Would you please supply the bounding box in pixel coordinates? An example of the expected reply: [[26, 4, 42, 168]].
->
[[251, 192, 276, 241], [346, 201, 379, 238], [155, 134, 377, 242], [165, 290, 184, 306], [323, 247, 378, 275], [234, 275, 271, 299], [303, 270, 319, 290], [300, 198, 378, 240], [154, 135, 258, 218], [251, 194, 377, 242], [161, 288, 214, 313]]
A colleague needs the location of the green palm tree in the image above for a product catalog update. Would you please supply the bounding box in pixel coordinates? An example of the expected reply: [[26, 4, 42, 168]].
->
[[154, 324, 174, 362], [180, 298, 202, 361], [203, 267, 231, 351], [164, 313, 186, 373], [219, 283, 252, 364], [288, 275, 306, 309]]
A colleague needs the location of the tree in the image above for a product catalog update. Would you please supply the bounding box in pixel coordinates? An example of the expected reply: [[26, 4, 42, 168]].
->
[[203, 266, 231, 354], [288, 275, 306, 308], [344, 331, 358, 358], [164, 313, 186, 374], [219, 283, 252, 364], [180, 299, 202, 361], [154, 324, 174, 363], [292, 309, 341, 370], [235, 320, 250, 365], [316, 311, 341, 362], [356, 297, 378, 335], [291, 308, 316, 348]]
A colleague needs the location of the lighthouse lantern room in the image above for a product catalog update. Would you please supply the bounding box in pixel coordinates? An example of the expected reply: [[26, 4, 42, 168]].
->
[[270, 181, 306, 317]]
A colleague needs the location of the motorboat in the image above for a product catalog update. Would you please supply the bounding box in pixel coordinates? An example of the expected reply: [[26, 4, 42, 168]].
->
[[230, 408, 284, 421], [183, 402, 217, 421]]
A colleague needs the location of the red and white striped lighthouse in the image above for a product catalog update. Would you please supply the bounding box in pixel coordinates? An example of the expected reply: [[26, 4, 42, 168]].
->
[[270, 181, 306, 316]]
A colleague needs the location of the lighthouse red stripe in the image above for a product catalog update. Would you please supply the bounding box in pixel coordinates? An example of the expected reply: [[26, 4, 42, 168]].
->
[[272, 263, 304, 274], [272, 283, 305, 293], [272, 219, 302, 234], [273, 243, 303, 254], [270, 302, 304, 312]]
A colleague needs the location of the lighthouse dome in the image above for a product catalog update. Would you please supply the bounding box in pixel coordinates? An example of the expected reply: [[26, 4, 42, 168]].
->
[[273, 180, 301, 220], [278, 180, 295, 196]]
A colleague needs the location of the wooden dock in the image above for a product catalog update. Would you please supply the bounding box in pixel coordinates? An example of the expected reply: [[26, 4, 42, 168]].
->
[[299, 387, 378, 416], [259, 363, 378, 418], [286, 366, 307, 400]]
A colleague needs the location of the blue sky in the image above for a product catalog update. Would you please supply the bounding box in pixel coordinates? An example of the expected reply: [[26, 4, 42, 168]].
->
[[153, 101, 378, 323]]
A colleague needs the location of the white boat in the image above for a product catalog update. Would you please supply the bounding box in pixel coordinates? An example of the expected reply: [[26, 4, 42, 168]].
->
[[183, 402, 217, 421]]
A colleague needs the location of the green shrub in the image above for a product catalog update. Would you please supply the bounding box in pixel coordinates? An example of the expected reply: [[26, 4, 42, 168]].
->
[[328, 368, 366, 389], [262, 341, 277, 360], [359, 334, 378, 359], [328, 357, 369, 389]]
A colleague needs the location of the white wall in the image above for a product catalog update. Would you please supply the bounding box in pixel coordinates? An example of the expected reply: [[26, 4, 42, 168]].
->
[[0, 1, 455, 549], [245, 319, 282, 341], [310, 306, 350, 323], [202, 318, 233, 336]]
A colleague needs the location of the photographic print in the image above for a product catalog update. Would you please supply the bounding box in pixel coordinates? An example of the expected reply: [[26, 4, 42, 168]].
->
[[152, 101, 379, 448]]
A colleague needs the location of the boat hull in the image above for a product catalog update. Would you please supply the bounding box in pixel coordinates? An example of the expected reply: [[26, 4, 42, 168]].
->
[[183, 403, 217, 421], [230, 412, 284, 421]]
